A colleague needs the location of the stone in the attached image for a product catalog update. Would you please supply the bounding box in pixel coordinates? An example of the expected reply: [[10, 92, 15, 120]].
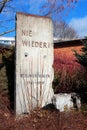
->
[[52, 93, 81, 112], [15, 12, 54, 115]]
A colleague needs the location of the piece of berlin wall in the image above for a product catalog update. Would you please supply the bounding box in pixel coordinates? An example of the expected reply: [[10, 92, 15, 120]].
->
[[15, 12, 54, 115]]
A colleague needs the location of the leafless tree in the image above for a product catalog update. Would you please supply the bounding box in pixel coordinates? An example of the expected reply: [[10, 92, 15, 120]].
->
[[41, 0, 78, 17], [0, 0, 8, 13], [53, 20, 78, 40], [0, 0, 15, 36], [0, 0, 78, 36]]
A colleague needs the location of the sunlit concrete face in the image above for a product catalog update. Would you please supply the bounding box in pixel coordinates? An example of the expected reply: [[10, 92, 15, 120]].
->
[[16, 13, 54, 115]]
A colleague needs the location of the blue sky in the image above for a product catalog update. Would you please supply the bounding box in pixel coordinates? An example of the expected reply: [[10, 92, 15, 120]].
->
[[0, 0, 87, 38], [68, 0, 87, 38]]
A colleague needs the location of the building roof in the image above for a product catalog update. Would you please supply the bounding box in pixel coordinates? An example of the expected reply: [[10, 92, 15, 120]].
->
[[54, 38, 87, 48]]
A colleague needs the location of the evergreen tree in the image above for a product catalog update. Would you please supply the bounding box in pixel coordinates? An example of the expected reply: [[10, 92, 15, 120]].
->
[[74, 40, 87, 66]]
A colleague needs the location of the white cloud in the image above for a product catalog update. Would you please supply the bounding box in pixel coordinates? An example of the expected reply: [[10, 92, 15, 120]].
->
[[69, 16, 87, 38]]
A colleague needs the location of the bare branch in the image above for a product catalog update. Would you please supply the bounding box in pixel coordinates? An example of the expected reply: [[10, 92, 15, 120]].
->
[[0, 18, 14, 23], [0, 28, 15, 36], [0, 0, 11, 13]]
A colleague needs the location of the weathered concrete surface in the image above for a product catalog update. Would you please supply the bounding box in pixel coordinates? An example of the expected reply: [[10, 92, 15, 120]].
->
[[16, 13, 54, 115]]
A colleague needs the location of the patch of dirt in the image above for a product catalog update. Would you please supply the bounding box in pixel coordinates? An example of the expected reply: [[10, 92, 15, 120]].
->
[[0, 92, 87, 130]]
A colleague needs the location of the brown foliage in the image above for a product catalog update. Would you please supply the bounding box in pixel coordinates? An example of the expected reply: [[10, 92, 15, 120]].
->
[[0, 93, 87, 130]]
